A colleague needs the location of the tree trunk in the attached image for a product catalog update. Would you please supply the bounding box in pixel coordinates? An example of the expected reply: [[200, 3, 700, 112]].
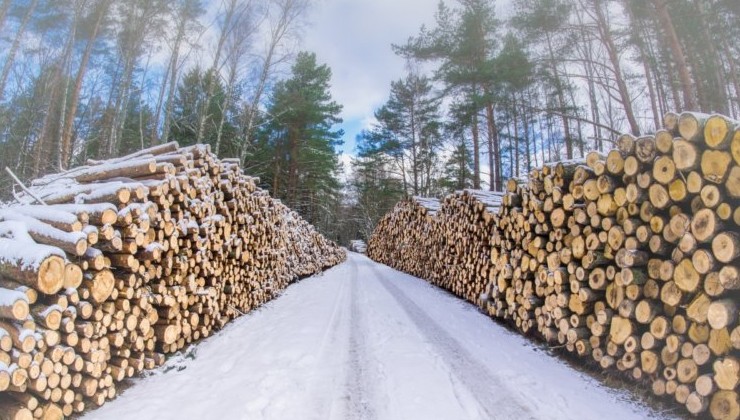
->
[[410, 99, 419, 195], [56, 3, 80, 169], [513, 93, 521, 177], [196, 0, 237, 144], [61, 0, 110, 169], [471, 110, 481, 189], [32, 73, 60, 177], [239, 43, 275, 163], [0, 0, 39, 101], [0, 0, 12, 33], [214, 74, 234, 157], [240, 0, 299, 165], [523, 96, 531, 173], [287, 128, 300, 206], [538, 110, 546, 166], [651, 0, 696, 111], [592, 0, 640, 135], [107, 55, 135, 157], [695, 0, 728, 115], [161, 35, 186, 144], [485, 106, 494, 191], [545, 31, 572, 159]]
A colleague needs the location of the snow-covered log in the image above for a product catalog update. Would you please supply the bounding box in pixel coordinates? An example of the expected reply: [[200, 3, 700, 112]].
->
[[0, 238, 65, 295]]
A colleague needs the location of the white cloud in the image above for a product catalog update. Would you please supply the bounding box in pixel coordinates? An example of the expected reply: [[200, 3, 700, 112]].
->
[[301, 0, 439, 140]]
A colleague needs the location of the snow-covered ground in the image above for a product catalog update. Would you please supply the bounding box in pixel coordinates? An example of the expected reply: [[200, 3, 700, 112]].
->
[[83, 253, 670, 420]]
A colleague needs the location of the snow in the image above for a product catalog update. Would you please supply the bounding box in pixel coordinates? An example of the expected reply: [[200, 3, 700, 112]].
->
[[78, 182, 145, 204], [0, 212, 87, 247], [39, 304, 62, 317], [82, 253, 671, 420], [51, 203, 118, 215], [460, 189, 504, 212], [412, 196, 440, 215], [0, 222, 65, 270], [0, 206, 79, 227], [0, 288, 28, 306]]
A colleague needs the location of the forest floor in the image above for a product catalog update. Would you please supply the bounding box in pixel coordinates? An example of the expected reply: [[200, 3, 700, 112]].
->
[[81, 253, 676, 420]]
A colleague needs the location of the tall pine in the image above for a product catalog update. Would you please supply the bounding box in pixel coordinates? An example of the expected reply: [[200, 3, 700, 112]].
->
[[253, 51, 344, 232]]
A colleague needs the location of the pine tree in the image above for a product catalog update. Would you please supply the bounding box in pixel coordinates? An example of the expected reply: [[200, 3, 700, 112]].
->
[[253, 51, 344, 231], [169, 68, 236, 152], [511, 0, 577, 159], [439, 139, 474, 192], [395, 0, 500, 190]]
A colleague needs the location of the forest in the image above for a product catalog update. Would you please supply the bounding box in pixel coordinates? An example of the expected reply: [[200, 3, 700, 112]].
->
[[351, 0, 739, 241], [0, 0, 738, 244]]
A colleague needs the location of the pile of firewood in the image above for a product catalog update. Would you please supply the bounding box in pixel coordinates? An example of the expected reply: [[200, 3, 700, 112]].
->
[[0, 142, 345, 418], [367, 190, 502, 304], [431, 191, 502, 303], [368, 112, 739, 420], [367, 197, 438, 281]]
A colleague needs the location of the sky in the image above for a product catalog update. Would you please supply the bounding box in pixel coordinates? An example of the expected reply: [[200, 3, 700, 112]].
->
[[302, 0, 440, 156]]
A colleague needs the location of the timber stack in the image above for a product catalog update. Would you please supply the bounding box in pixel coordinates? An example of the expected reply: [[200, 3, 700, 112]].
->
[[0, 142, 345, 419], [367, 190, 502, 305], [367, 197, 439, 281], [368, 111, 739, 420], [431, 190, 502, 303]]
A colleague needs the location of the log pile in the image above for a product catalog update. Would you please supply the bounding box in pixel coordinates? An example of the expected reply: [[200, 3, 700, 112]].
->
[[366, 197, 439, 281], [0, 142, 344, 418], [430, 190, 502, 303], [367, 190, 502, 305], [368, 112, 739, 420]]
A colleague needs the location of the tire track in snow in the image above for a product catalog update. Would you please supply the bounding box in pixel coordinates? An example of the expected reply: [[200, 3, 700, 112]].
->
[[309, 264, 351, 420], [370, 264, 534, 420], [346, 257, 377, 420]]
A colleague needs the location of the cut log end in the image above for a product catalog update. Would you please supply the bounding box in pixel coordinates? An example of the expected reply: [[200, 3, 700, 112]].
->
[[704, 115, 732, 149], [38, 255, 65, 295], [710, 390, 740, 420]]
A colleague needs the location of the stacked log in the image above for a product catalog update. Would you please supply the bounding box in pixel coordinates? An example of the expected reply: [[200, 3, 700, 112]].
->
[[431, 190, 502, 304], [0, 142, 344, 418], [366, 197, 438, 281], [368, 112, 739, 420], [483, 162, 583, 336], [367, 190, 502, 305]]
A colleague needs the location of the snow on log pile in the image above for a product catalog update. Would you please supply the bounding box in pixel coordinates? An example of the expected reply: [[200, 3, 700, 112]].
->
[[0, 142, 345, 418], [368, 111, 740, 420]]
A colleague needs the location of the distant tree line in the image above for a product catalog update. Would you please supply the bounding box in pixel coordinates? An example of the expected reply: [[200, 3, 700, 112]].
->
[[346, 0, 740, 240]]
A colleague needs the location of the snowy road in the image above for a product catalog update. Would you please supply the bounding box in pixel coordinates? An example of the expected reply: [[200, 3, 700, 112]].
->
[[84, 253, 666, 420]]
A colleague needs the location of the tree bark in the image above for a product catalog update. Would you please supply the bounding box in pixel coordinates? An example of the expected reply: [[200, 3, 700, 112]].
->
[[591, 0, 640, 135], [60, 0, 110, 169], [651, 0, 696, 111], [196, 0, 237, 144], [0, 0, 39, 101]]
